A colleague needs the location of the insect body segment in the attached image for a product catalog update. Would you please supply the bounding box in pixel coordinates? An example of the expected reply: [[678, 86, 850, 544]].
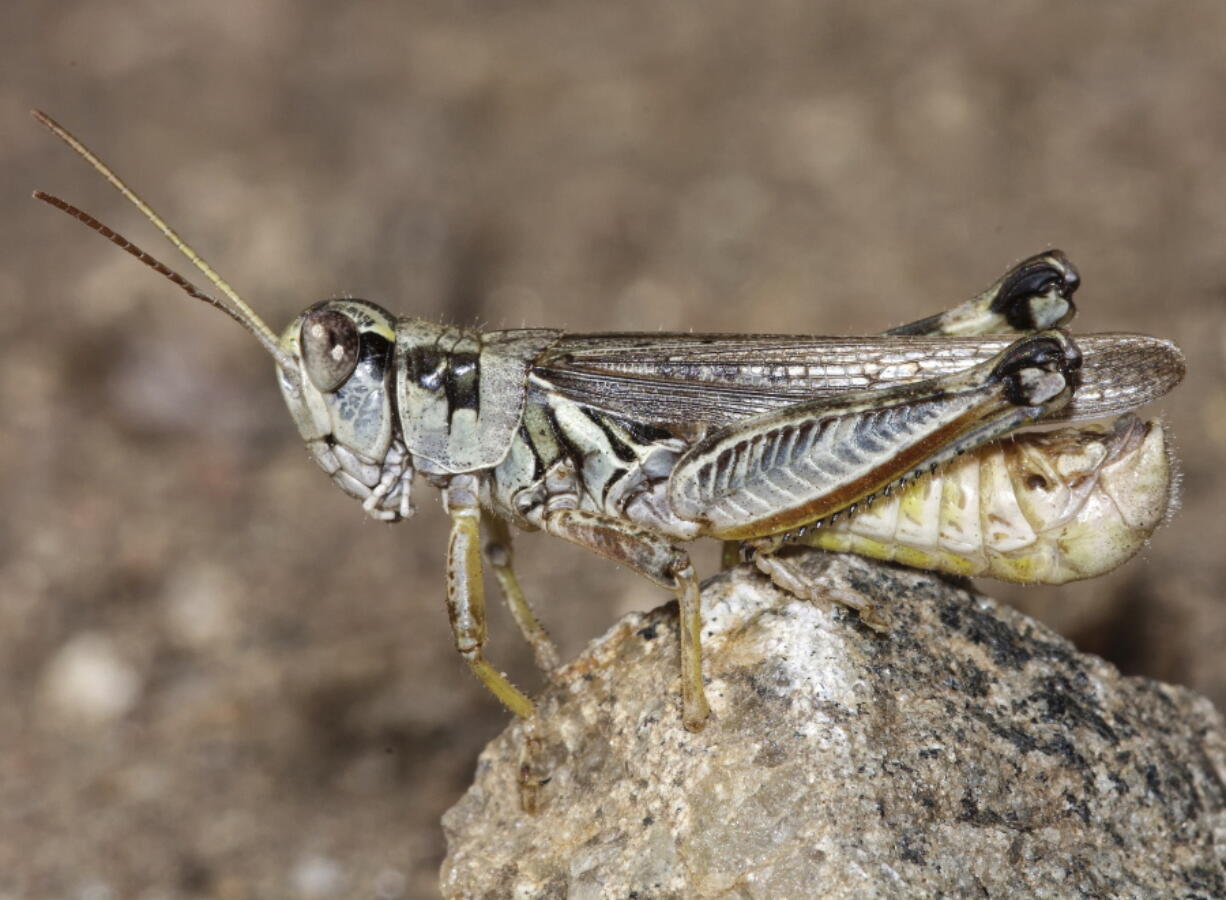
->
[[802, 414, 1174, 584], [35, 111, 1185, 734], [395, 323, 560, 473]]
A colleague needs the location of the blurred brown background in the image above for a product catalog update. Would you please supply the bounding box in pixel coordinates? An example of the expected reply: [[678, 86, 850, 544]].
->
[[3, 2, 1225, 896]]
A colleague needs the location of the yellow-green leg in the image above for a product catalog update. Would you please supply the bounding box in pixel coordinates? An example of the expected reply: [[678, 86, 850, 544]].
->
[[444, 478, 535, 720], [482, 514, 561, 674]]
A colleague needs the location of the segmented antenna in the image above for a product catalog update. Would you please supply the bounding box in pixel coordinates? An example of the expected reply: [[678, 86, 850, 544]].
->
[[30, 109, 296, 372], [33, 191, 271, 344]]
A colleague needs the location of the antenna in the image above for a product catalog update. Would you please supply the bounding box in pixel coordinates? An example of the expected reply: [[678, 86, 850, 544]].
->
[[31, 109, 297, 372]]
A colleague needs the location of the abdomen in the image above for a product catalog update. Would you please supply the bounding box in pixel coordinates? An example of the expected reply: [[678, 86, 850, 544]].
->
[[797, 416, 1174, 584]]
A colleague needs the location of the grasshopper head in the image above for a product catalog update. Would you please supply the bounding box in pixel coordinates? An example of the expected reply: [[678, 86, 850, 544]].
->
[[278, 299, 415, 521], [32, 111, 415, 522]]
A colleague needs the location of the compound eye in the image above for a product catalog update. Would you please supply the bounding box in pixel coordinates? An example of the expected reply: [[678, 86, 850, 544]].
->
[[301, 308, 360, 392]]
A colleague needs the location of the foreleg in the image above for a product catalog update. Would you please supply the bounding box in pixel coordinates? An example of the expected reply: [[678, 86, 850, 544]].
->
[[444, 477, 535, 720]]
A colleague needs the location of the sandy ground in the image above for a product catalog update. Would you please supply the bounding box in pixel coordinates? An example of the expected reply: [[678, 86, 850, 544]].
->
[[2, 2, 1224, 897]]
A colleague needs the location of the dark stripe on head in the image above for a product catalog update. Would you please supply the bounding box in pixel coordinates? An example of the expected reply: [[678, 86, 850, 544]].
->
[[359, 332, 393, 369]]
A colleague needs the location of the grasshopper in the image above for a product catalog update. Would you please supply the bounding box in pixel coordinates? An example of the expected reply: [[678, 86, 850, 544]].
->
[[34, 111, 1184, 732]]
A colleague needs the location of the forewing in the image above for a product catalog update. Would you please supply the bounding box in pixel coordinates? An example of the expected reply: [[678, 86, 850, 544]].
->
[[533, 332, 1184, 429]]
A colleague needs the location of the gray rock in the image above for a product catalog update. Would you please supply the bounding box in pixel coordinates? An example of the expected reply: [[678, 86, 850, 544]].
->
[[441, 551, 1226, 898]]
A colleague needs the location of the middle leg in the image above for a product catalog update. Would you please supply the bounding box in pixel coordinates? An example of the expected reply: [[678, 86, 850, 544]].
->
[[540, 507, 709, 732]]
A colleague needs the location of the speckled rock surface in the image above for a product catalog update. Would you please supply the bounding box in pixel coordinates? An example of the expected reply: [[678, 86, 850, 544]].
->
[[441, 551, 1226, 898]]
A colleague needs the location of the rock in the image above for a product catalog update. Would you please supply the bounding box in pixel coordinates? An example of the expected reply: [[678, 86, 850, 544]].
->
[[440, 550, 1226, 898]]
